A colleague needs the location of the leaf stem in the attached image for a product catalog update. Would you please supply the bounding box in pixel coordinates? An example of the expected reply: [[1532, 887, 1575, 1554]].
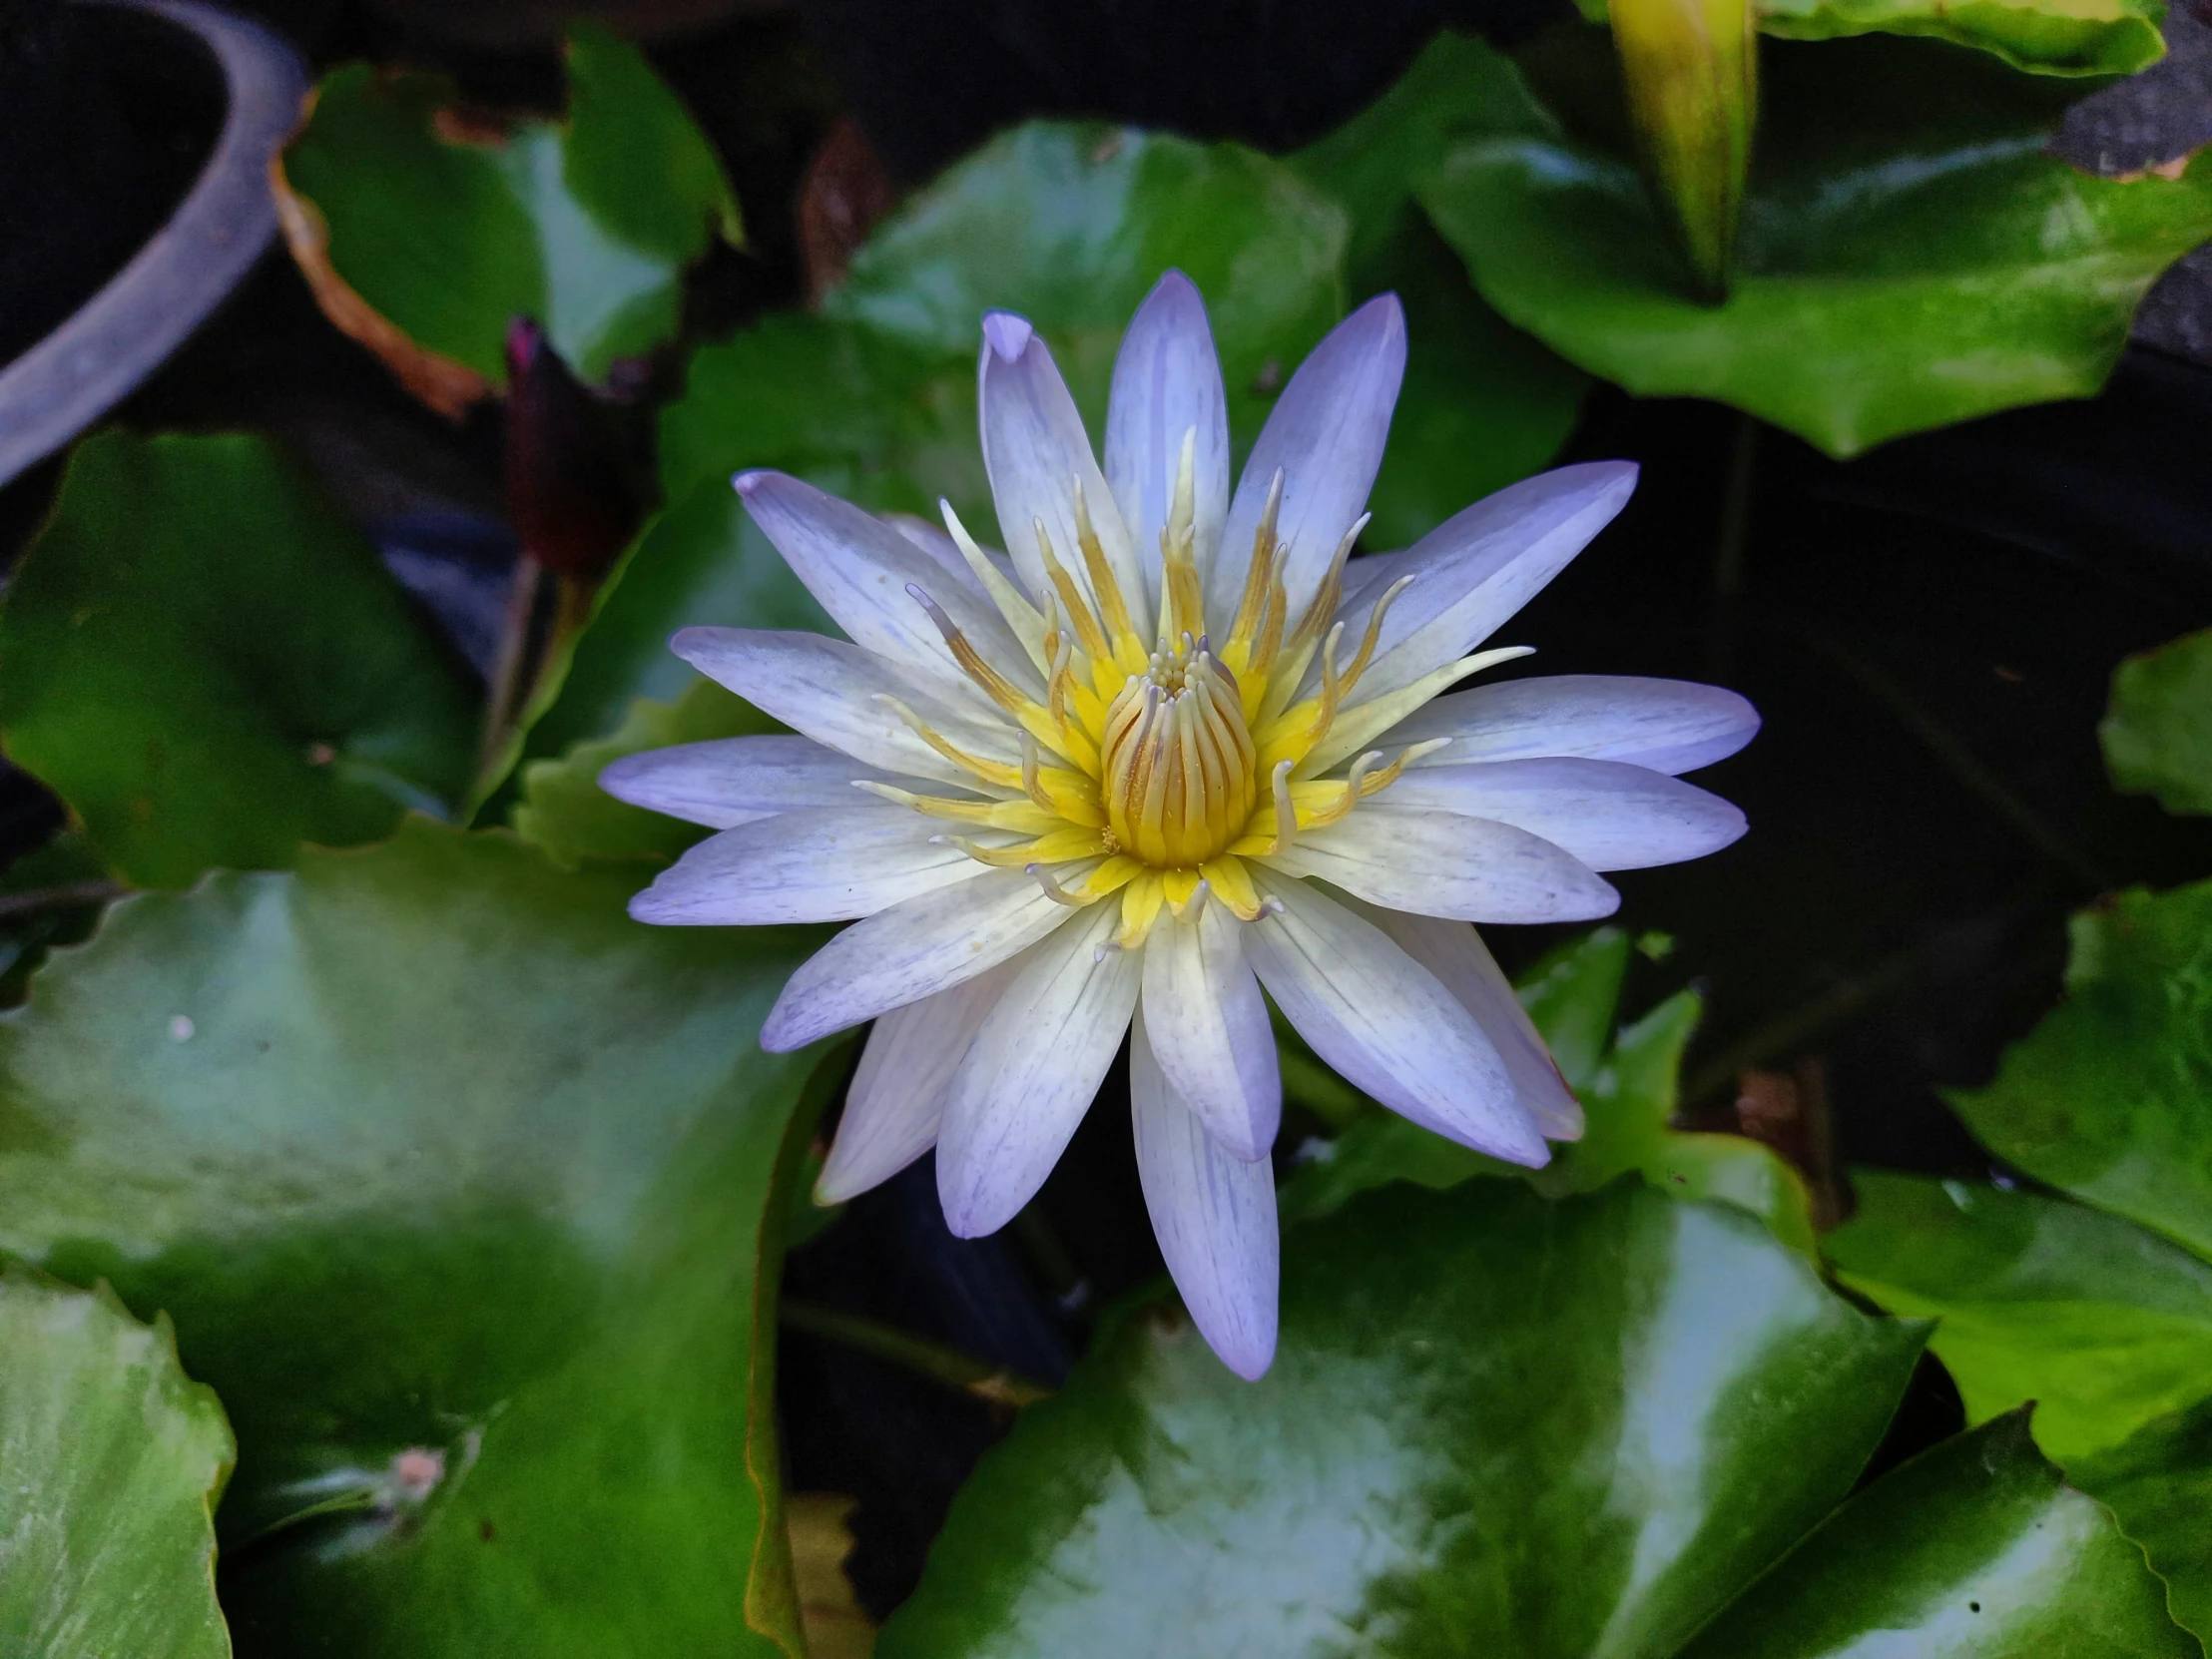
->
[[779, 1299, 1053, 1407]]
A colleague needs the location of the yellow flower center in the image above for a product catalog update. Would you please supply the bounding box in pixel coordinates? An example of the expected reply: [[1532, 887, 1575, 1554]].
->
[[1099, 639, 1256, 869], [876, 430, 1523, 948]]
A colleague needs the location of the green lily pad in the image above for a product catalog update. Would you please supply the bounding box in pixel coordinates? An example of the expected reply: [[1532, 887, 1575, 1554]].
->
[[878, 1181, 1924, 1658], [2065, 1395, 2212, 1643], [1677, 1410, 2197, 1658], [514, 677, 776, 869], [1281, 928, 1814, 1252], [1949, 879, 2212, 1264], [2102, 628, 2212, 817], [0, 1271, 233, 1659], [283, 23, 738, 387], [1422, 31, 2212, 457], [0, 431, 478, 890], [0, 819, 834, 1657], [1755, 0, 2167, 76], [1826, 1173, 2212, 1460]]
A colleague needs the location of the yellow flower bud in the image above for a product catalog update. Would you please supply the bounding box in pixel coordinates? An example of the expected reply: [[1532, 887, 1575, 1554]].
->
[[1610, 0, 1757, 301]]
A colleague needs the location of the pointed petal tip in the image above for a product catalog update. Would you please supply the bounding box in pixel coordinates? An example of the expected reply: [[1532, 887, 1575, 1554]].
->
[[732, 468, 766, 496], [981, 310, 1036, 362]]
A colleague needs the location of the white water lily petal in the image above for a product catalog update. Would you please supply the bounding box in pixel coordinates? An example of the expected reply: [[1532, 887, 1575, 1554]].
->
[[1246, 874, 1546, 1165], [1138, 898, 1280, 1161], [1334, 462, 1637, 708], [1209, 294, 1405, 624], [673, 627, 1014, 786], [597, 734, 927, 830], [761, 867, 1077, 1051], [936, 902, 1139, 1237], [978, 312, 1149, 632], [1264, 807, 1620, 923], [1379, 758, 1748, 871], [1131, 1008, 1279, 1380], [816, 956, 1028, 1204], [629, 806, 986, 925], [1356, 902, 1582, 1140], [883, 512, 1021, 598], [1106, 271, 1230, 586], [1386, 674, 1760, 776], [736, 469, 1038, 705]]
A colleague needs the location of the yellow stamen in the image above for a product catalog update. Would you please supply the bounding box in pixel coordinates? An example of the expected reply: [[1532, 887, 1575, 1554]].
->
[[1223, 468, 1285, 666], [941, 501, 1049, 674], [873, 695, 1023, 790], [1073, 478, 1148, 672], [856, 781, 1059, 833], [1098, 638, 1257, 869], [1158, 428, 1206, 647], [1036, 519, 1115, 668], [1199, 854, 1262, 919]]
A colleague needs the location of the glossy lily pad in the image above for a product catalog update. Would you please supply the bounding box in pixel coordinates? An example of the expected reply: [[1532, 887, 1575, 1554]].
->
[[1677, 1410, 2197, 1658], [879, 1181, 1924, 1658], [0, 1272, 233, 1659], [2065, 1395, 2212, 1644], [1754, 0, 2167, 76], [282, 23, 739, 388], [2102, 628, 2212, 816], [0, 820, 834, 1657], [1422, 31, 2212, 456], [1826, 1173, 2212, 1460], [1949, 879, 2212, 1263], [1281, 928, 1814, 1253], [0, 431, 478, 889]]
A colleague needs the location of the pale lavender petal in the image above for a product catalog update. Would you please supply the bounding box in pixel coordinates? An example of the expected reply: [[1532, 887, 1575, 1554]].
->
[[882, 511, 1019, 597], [1131, 1008, 1279, 1380], [1262, 808, 1620, 923], [598, 734, 926, 830], [977, 312, 1149, 630], [1245, 873, 1547, 1165], [1355, 901, 1582, 1140], [1209, 294, 1405, 625], [1385, 674, 1760, 776], [1137, 898, 1280, 1161], [736, 469, 1037, 705], [761, 868, 1076, 1052], [816, 956, 1027, 1204], [628, 806, 985, 925], [935, 902, 1139, 1237], [1379, 759, 1747, 872], [672, 627, 1015, 786], [1105, 271, 1230, 586], [1332, 462, 1637, 708]]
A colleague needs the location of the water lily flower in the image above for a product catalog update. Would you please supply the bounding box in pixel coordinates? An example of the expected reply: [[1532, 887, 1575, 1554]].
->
[[606, 273, 1757, 1379]]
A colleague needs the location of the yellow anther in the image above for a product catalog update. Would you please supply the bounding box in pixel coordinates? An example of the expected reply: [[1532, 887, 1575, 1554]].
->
[[1335, 569, 1411, 700], [1072, 478, 1147, 671], [856, 781, 1058, 833], [1297, 645, 1534, 778], [1164, 871, 1208, 919], [941, 501, 1049, 674], [872, 694, 1024, 790], [1226, 468, 1286, 658], [1036, 519, 1115, 669], [1158, 428, 1207, 648]]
